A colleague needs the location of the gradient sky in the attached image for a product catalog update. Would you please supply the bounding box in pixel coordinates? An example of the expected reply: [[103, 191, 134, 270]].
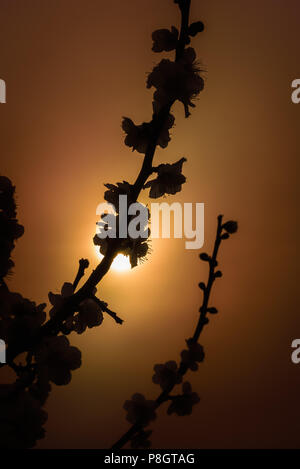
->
[[0, 0, 300, 448]]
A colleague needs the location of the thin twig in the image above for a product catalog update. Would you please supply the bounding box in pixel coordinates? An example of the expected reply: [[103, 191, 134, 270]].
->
[[111, 215, 233, 449], [73, 259, 89, 291], [92, 296, 124, 325]]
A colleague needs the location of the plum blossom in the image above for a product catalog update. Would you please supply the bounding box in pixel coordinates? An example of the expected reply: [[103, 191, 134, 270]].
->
[[144, 157, 186, 199], [147, 48, 204, 117], [104, 181, 132, 211], [122, 114, 175, 154], [0, 176, 24, 280], [94, 230, 150, 269], [34, 336, 81, 386], [0, 384, 48, 449], [167, 382, 200, 416], [122, 118, 151, 154], [70, 298, 104, 334], [152, 27, 179, 52], [48, 282, 74, 319], [124, 393, 157, 424], [93, 212, 117, 257], [159, 114, 176, 149], [152, 360, 182, 390], [126, 238, 149, 269], [0, 176, 16, 217], [94, 207, 150, 269], [49, 281, 104, 334], [93, 232, 109, 256], [181, 338, 205, 371], [94, 230, 149, 269], [0, 287, 46, 343], [29, 371, 52, 406]]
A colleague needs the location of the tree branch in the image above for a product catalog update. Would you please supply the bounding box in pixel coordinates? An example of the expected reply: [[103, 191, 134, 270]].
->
[[2, 0, 194, 367], [111, 215, 237, 449], [73, 259, 89, 291], [92, 296, 124, 325]]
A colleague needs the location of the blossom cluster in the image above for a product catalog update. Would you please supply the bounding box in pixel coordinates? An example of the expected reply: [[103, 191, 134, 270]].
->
[[123, 393, 157, 425], [94, 229, 150, 269], [121, 216, 238, 449], [49, 282, 104, 334], [144, 157, 187, 199], [0, 279, 83, 447], [0, 176, 24, 280], [35, 336, 81, 386], [123, 359, 201, 448], [0, 384, 47, 449], [0, 179, 90, 448], [0, 287, 46, 345], [94, 194, 150, 268], [122, 114, 175, 154], [0, 0, 214, 451], [167, 382, 200, 416], [147, 48, 204, 117]]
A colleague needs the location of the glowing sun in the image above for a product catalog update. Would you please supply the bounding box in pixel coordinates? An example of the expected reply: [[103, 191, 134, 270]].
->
[[95, 247, 131, 272], [111, 254, 131, 272]]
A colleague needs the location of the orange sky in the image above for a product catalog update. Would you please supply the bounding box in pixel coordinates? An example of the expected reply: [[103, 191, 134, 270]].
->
[[0, 0, 300, 448]]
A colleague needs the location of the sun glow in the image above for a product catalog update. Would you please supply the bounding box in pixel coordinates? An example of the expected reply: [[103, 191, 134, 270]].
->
[[94, 247, 131, 272], [111, 254, 131, 272]]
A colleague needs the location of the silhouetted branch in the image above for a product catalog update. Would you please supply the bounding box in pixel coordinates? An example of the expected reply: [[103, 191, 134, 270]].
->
[[92, 296, 124, 325], [2, 0, 200, 367], [0, 0, 210, 450], [111, 215, 238, 449], [73, 259, 89, 291]]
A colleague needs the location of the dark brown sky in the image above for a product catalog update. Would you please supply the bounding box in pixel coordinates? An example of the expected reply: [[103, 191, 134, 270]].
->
[[0, 0, 300, 448]]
